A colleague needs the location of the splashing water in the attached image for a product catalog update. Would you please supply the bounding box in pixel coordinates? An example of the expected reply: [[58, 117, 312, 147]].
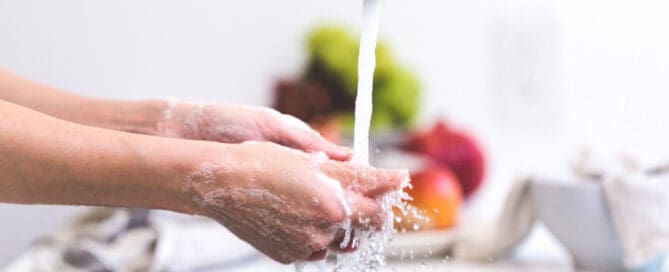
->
[[333, 0, 412, 271], [335, 0, 383, 257], [351, 0, 380, 166], [292, 1, 412, 271]]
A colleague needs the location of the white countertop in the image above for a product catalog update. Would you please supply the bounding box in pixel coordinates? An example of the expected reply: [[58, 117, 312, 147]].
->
[[226, 224, 575, 272], [225, 258, 570, 272]]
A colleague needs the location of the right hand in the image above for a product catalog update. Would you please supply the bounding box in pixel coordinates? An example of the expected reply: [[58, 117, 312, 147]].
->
[[156, 102, 352, 161], [183, 142, 407, 264]]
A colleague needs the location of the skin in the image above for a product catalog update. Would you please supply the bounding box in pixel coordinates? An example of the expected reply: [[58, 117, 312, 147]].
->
[[0, 68, 351, 160], [0, 69, 405, 263], [187, 142, 406, 263]]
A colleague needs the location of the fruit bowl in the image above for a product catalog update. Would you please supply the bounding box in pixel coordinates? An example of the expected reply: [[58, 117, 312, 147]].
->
[[529, 180, 665, 272]]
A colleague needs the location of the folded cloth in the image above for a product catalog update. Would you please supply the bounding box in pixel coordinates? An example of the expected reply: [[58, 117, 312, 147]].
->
[[454, 178, 535, 260], [574, 149, 669, 269], [603, 173, 669, 268], [1, 208, 259, 272], [454, 169, 669, 270], [149, 210, 260, 271]]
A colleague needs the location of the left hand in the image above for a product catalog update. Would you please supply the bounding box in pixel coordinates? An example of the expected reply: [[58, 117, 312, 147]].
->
[[157, 102, 352, 161], [183, 141, 405, 264]]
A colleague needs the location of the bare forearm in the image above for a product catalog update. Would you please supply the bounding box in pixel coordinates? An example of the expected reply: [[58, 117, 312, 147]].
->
[[0, 99, 212, 213], [0, 68, 164, 135]]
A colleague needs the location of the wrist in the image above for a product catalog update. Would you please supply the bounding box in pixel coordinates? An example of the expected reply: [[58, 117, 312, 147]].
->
[[145, 138, 239, 215], [114, 99, 167, 135], [64, 129, 228, 215], [155, 99, 198, 139], [131, 99, 170, 135], [74, 98, 168, 135]]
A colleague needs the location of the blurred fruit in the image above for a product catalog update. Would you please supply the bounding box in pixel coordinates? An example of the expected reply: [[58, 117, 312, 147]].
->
[[396, 166, 462, 230], [273, 79, 333, 123], [307, 26, 360, 94], [303, 25, 421, 130], [404, 121, 485, 198], [373, 68, 421, 127], [338, 109, 395, 135], [311, 116, 342, 144]]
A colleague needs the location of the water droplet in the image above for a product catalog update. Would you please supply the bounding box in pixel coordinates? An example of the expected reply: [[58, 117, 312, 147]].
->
[[412, 223, 420, 231], [443, 255, 451, 263]]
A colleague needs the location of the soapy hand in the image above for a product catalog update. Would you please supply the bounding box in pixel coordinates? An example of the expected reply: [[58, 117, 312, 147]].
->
[[157, 101, 352, 160], [184, 142, 407, 264]]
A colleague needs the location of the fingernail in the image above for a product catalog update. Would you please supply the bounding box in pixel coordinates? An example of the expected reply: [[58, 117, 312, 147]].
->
[[328, 144, 353, 159]]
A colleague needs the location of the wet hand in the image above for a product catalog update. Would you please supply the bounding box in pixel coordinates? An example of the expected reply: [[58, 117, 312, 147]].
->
[[183, 142, 407, 264], [157, 102, 352, 160]]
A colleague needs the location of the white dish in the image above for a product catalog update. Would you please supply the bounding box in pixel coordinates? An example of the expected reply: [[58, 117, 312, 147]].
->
[[529, 180, 665, 272]]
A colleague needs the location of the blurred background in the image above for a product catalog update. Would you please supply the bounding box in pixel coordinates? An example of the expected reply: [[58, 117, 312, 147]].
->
[[1, 0, 669, 269]]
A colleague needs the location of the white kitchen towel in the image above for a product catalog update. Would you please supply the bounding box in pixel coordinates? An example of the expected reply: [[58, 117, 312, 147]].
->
[[454, 178, 535, 260], [1, 208, 260, 272], [603, 174, 669, 268], [149, 210, 259, 271]]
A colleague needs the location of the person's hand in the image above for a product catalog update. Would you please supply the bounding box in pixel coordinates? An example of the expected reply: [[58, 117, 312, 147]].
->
[[183, 142, 407, 264], [157, 102, 352, 160]]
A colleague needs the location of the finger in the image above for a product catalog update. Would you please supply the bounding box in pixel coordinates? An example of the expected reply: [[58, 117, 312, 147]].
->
[[347, 193, 387, 230], [284, 127, 352, 161], [269, 111, 351, 160], [322, 162, 408, 198], [304, 132, 353, 161], [307, 250, 328, 261], [330, 231, 358, 253], [339, 240, 357, 253]]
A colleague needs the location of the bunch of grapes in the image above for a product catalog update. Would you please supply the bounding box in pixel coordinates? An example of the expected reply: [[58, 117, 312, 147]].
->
[[273, 25, 421, 132]]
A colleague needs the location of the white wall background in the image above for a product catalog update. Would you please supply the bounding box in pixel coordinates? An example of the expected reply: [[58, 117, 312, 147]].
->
[[1, 0, 668, 266]]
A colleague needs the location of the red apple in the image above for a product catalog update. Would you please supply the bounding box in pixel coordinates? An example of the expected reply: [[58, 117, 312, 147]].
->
[[403, 121, 485, 198], [396, 166, 463, 230]]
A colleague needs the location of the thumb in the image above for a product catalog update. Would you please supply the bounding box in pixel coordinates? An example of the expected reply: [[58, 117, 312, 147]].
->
[[321, 161, 409, 198]]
